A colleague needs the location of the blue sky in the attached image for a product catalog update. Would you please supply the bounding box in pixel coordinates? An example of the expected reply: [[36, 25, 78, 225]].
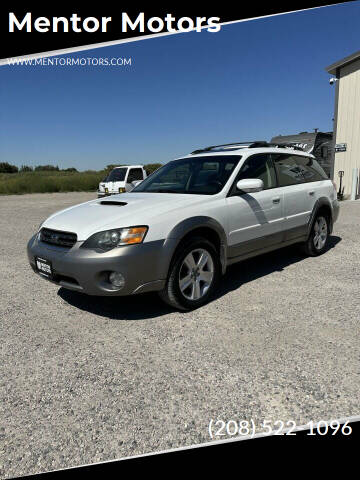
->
[[1, 2, 360, 171]]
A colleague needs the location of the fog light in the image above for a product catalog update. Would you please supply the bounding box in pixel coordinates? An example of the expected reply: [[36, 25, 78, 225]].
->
[[109, 272, 125, 288], [119, 187, 125, 193]]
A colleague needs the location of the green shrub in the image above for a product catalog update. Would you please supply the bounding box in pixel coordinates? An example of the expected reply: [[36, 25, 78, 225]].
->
[[34, 165, 59, 171], [0, 171, 105, 195], [0, 162, 18, 173], [144, 163, 163, 175], [20, 165, 33, 172], [0, 163, 166, 195]]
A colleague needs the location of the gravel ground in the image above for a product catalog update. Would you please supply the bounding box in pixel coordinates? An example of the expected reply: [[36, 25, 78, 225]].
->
[[1, 192, 359, 477]]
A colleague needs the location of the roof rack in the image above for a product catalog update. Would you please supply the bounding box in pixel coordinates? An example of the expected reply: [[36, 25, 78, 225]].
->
[[191, 141, 267, 154], [191, 141, 305, 154]]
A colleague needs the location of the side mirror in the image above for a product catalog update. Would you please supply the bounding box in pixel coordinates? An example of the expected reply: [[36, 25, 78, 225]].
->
[[129, 180, 143, 191], [132, 180, 143, 187], [236, 178, 264, 193]]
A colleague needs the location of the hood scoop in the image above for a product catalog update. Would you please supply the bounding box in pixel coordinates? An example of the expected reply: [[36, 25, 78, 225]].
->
[[99, 200, 127, 206]]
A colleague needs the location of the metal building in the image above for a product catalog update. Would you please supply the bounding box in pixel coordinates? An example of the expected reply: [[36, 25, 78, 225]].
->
[[326, 50, 360, 199]]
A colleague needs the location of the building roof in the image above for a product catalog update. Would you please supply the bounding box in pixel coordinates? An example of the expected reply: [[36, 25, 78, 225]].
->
[[326, 50, 360, 75]]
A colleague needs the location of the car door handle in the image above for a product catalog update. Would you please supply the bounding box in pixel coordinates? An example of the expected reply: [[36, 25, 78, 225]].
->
[[272, 197, 281, 204], [309, 190, 315, 195]]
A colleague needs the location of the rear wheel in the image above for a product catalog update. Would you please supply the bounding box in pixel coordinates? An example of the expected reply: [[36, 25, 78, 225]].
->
[[159, 237, 221, 311], [302, 214, 330, 256]]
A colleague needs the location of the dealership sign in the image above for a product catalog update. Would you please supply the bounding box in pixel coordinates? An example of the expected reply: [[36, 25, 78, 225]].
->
[[335, 143, 347, 152]]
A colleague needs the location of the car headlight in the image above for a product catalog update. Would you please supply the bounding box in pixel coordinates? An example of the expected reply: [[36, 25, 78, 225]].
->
[[81, 226, 148, 251]]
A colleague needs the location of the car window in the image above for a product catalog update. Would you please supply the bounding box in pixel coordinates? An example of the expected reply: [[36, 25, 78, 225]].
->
[[236, 154, 277, 189], [293, 156, 328, 182], [132, 155, 241, 195], [128, 168, 144, 182], [106, 168, 127, 182], [272, 154, 306, 186], [159, 163, 191, 185]]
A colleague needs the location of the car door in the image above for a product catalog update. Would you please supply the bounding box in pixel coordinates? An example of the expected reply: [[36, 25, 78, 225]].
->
[[126, 168, 144, 191], [293, 154, 330, 226], [271, 153, 314, 241], [225, 153, 285, 259]]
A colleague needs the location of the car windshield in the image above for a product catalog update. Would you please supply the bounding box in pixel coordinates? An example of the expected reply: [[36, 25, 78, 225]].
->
[[105, 168, 127, 182], [132, 156, 241, 195]]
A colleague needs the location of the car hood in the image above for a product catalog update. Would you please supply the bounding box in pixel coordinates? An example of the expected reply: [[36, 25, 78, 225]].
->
[[42, 192, 209, 240]]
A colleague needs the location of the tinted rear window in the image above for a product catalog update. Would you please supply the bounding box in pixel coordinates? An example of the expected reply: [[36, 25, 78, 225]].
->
[[295, 157, 328, 181], [272, 154, 306, 186], [272, 154, 327, 186]]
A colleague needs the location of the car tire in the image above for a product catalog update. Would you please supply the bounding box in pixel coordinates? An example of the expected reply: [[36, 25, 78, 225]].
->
[[159, 236, 221, 311], [302, 213, 330, 256]]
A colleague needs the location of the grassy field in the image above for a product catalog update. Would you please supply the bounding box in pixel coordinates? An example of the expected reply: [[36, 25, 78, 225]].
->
[[0, 170, 106, 195]]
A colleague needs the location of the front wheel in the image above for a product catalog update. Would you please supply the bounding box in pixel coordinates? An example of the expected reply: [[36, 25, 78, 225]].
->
[[159, 237, 221, 311], [302, 214, 330, 256]]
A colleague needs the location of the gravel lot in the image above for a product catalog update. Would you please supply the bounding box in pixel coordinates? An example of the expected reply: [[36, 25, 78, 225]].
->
[[1, 192, 359, 477]]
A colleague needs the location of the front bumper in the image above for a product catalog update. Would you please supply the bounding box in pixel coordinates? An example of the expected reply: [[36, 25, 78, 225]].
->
[[97, 190, 125, 198], [27, 233, 175, 296], [97, 191, 116, 198]]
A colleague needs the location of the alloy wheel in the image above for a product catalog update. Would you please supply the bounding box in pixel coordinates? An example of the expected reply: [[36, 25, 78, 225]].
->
[[178, 248, 214, 300], [313, 216, 328, 250]]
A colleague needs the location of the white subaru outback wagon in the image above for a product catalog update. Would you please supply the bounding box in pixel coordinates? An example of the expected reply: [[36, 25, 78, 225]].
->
[[27, 141, 339, 311]]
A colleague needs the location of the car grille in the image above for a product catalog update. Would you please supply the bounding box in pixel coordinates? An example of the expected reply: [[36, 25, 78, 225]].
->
[[40, 228, 77, 248]]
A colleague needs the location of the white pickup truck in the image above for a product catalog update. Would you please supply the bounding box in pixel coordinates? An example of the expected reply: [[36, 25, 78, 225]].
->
[[98, 165, 147, 197]]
